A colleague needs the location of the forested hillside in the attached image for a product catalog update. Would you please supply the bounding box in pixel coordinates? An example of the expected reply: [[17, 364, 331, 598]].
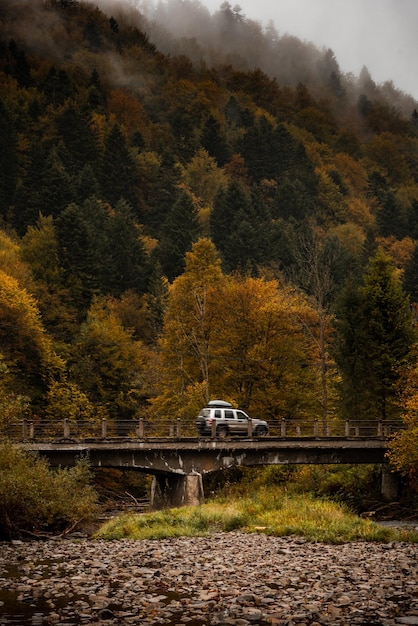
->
[[1, 0, 418, 475]]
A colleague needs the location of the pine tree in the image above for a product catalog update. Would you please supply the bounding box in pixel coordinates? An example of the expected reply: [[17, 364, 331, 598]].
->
[[156, 190, 201, 281], [13, 141, 48, 234], [200, 114, 231, 167], [239, 118, 295, 182], [56, 201, 103, 311], [211, 180, 263, 273], [104, 199, 150, 297], [0, 100, 18, 219], [8, 40, 32, 88], [75, 164, 100, 204], [403, 240, 418, 303], [41, 66, 76, 107], [87, 68, 107, 111], [99, 124, 137, 210], [55, 104, 99, 176], [144, 152, 182, 234], [39, 147, 75, 218], [210, 180, 244, 266], [333, 248, 416, 421]]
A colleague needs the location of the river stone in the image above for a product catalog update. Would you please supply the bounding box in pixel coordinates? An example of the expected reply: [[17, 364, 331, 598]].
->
[[0, 533, 417, 626]]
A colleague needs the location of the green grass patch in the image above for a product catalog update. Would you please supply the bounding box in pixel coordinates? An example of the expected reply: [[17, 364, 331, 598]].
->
[[94, 486, 418, 544]]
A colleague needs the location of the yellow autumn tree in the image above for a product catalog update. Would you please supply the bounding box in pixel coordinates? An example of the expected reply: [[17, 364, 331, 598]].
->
[[148, 238, 225, 420], [70, 296, 152, 422], [0, 229, 31, 286], [151, 238, 323, 423], [0, 354, 30, 432], [211, 277, 322, 421], [183, 148, 227, 209], [0, 269, 64, 407], [387, 357, 418, 489], [20, 214, 77, 341]]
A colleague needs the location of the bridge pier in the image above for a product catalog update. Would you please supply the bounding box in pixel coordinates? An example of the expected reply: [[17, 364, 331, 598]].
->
[[380, 466, 400, 501], [150, 473, 204, 510]]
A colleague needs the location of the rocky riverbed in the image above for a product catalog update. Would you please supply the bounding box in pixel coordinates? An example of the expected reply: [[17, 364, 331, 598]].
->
[[0, 533, 417, 626]]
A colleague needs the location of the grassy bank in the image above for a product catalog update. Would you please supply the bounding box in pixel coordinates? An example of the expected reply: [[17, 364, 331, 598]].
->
[[94, 488, 418, 544]]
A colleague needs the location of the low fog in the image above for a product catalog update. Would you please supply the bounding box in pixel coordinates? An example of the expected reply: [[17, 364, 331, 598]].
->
[[123, 0, 417, 109], [199, 0, 417, 101], [2, 0, 417, 110]]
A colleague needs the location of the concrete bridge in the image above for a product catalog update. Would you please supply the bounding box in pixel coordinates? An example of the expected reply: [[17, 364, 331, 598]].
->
[[20, 433, 400, 509]]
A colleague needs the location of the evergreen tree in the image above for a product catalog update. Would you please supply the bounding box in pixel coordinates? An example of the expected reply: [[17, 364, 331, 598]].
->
[[239, 118, 296, 182], [87, 68, 107, 111], [0, 100, 18, 219], [7, 40, 32, 88], [56, 201, 103, 311], [333, 248, 416, 421], [211, 180, 269, 273], [104, 199, 150, 297], [224, 95, 245, 127], [376, 189, 405, 239], [41, 66, 76, 107], [17, 142, 75, 226], [156, 190, 200, 281], [99, 124, 137, 210], [75, 164, 100, 204], [273, 175, 316, 222], [200, 114, 231, 167], [144, 152, 182, 234], [39, 147, 75, 218], [13, 141, 48, 234], [171, 108, 199, 163], [403, 240, 418, 303], [55, 105, 99, 175], [211, 180, 249, 271], [406, 198, 418, 240]]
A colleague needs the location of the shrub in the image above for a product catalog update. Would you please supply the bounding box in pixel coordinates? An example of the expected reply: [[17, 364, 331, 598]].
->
[[220, 465, 381, 513], [0, 440, 98, 539], [286, 465, 381, 511]]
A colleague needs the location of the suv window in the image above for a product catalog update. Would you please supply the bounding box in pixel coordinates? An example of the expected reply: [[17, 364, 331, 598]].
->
[[214, 409, 221, 418], [224, 410, 234, 419], [236, 411, 248, 420]]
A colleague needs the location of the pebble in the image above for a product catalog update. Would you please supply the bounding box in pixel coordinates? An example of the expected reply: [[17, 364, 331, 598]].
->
[[0, 532, 417, 625]]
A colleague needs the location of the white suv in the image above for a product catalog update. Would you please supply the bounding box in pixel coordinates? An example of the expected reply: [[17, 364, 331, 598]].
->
[[195, 400, 269, 438]]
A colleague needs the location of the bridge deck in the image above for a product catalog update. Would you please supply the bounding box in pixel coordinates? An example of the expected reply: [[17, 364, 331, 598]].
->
[[20, 436, 391, 474]]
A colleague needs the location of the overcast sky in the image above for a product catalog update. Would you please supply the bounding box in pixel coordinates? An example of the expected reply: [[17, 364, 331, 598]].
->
[[202, 0, 418, 100]]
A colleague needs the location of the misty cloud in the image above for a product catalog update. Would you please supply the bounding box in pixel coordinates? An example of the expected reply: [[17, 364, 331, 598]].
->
[[201, 0, 418, 100]]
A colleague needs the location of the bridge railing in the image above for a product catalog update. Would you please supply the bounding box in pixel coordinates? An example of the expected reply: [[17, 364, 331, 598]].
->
[[5, 418, 198, 441], [3, 417, 404, 441], [266, 418, 403, 438]]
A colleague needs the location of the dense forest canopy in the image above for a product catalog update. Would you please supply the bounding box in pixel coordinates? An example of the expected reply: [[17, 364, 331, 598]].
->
[[1, 0, 418, 479]]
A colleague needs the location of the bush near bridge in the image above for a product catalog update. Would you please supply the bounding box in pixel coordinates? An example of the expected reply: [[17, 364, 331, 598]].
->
[[0, 441, 98, 540], [204, 464, 401, 516], [95, 465, 418, 544], [95, 490, 418, 544]]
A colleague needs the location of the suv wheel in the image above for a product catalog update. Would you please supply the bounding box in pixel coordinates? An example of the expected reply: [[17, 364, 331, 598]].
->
[[217, 426, 228, 438], [255, 426, 268, 436]]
